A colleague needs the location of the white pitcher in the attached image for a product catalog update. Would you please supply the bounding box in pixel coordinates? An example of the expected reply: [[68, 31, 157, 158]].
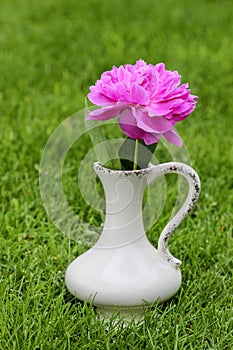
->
[[65, 161, 201, 320]]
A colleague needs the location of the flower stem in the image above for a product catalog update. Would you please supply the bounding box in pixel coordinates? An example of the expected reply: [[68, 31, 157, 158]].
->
[[133, 139, 139, 170]]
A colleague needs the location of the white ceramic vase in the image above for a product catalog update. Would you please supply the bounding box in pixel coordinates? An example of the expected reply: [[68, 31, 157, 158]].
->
[[65, 161, 200, 319]]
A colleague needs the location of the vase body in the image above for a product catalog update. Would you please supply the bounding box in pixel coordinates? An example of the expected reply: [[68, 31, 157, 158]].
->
[[65, 162, 200, 318]]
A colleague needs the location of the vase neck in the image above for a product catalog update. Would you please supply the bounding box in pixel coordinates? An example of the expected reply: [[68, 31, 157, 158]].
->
[[93, 164, 150, 249]]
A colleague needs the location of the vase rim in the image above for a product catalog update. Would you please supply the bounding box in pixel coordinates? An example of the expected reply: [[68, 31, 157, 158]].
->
[[93, 161, 153, 177]]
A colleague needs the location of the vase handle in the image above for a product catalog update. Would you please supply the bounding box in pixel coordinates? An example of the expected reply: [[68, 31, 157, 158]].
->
[[149, 162, 201, 268]]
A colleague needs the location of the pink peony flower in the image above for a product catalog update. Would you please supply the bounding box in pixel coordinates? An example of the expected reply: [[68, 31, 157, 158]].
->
[[86, 59, 197, 146]]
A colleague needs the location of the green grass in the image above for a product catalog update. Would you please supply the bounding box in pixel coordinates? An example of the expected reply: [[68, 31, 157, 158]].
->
[[1, 0, 233, 349]]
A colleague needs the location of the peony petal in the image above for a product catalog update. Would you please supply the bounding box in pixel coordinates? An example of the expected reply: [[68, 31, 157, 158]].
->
[[118, 108, 146, 139], [164, 85, 190, 100], [86, 103, 126, 121], [172, 102, 197, 121], [154, 63, 165, 73], [118, 108, 137, 126], [117, 65, 125, 81], [119, 108, 160, 145], [135, 109, 175, 133], [135, 59, 147, 69], [163, 129, 183, 147], [143, 133, 161, 145], [87, 92, 113, 105], [130, 83, 150, 105], [149, 99, 187, 116]]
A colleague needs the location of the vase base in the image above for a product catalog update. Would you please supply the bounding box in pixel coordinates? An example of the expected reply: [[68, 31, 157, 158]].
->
[[96, 305, 147, 324]]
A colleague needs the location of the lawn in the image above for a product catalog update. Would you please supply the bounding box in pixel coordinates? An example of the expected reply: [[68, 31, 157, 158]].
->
[[0, 0, 233, 349]]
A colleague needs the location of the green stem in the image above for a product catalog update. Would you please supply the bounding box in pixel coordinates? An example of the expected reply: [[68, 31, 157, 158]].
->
[[133, 139, 139, 170]]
